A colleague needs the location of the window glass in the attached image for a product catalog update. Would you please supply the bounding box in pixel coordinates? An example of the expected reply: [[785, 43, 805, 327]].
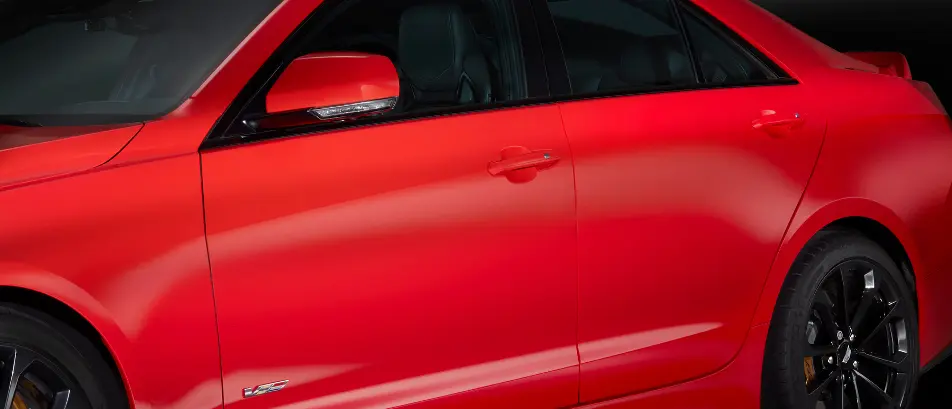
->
[[680, 7, 773, 84], [546, 0, 695, 94], [0, 0, 282, 126], [304, 0, 524, 115]]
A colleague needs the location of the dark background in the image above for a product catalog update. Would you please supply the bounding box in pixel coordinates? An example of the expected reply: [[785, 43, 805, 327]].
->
[[754, 0, 952, 106], [751, 0, 952, 405]]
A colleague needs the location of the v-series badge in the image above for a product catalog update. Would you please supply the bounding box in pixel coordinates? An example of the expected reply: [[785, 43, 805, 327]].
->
[[243, 380, 290, 398]]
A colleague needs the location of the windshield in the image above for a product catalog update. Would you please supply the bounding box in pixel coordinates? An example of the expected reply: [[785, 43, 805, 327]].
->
[[0, 0, 283, 126]]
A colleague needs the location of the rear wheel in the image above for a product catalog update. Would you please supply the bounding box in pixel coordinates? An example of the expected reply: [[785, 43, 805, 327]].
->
[[764, 231, 919, 409], [0, 304, 127, 409]]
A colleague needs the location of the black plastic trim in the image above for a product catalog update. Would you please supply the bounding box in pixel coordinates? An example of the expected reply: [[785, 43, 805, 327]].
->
[[203, 95, 556, 150]]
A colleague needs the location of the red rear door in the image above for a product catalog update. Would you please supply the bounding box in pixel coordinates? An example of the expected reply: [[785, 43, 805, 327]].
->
[[538, 0, 826, 401]]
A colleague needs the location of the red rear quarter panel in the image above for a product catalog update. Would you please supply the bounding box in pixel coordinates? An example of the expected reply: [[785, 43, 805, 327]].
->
[[697, 0, 952, 370], [752, 68, 952, 366]]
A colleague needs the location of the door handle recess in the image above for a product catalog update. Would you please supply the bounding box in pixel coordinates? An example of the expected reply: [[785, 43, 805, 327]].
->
[[752, 112, 805, 131], [488, 149, 560, 176]]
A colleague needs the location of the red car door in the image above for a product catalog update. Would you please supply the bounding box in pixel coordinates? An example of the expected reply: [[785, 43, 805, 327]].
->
[[539, 0, 826, 402], [200, 0, 579, 408]]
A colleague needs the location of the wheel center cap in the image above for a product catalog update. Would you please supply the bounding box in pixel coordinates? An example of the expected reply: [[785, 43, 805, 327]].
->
[[841, 344, 853, 365]]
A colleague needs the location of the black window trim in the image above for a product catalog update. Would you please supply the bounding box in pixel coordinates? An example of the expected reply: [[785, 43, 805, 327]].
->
[[670, 0, 703, 84], [677, 0, 793, 82], [528, 0, 571, 96], [529, 0, 799, 105], [201, 0, 552, 151]]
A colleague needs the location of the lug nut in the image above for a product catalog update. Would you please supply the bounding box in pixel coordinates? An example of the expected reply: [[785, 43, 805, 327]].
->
[[827, 356, 835, 365], [837, 330, 844, 341], [849, 333, 856, 342], [853, 361, 859, 369]]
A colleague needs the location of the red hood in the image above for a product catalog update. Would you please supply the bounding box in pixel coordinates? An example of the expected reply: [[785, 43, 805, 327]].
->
[[0, 123, 143, 189]]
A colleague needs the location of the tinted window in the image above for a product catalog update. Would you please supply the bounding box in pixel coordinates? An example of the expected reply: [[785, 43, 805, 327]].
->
[[303, 0, 525, 115], [680, 6, 773, 84], [546, 0, 695, 94], [0, 0, 282, 126]]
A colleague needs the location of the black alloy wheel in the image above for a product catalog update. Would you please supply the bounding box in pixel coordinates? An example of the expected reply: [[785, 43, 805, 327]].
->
[[0, 344, 85, 409], [802, 259, 916, 408], [763, 230, 919, 409]]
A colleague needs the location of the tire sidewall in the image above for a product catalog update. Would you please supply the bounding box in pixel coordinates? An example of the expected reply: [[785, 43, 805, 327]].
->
[[0, 304, 128, 409]]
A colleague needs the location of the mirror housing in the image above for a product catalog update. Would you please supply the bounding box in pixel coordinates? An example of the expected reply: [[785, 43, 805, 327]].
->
[[265, 52, 400, 122]]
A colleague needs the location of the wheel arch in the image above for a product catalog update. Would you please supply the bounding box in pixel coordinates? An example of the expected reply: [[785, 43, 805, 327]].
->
[[825, 216, 917, 293], [0, 272, 136, 406], [751, 197, 922, 328]]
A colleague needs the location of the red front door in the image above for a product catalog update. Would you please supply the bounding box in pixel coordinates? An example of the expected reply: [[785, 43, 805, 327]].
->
[[200, 105, 580, 408]]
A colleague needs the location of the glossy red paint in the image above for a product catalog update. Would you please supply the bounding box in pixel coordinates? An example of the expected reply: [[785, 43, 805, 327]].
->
[[259, 52, 402, 130], [749, 67, 952, 363], [573, 324, 770, 409], [267, 53, 400, 113], [563, 83, 826, 402], [0, 1, 949, 409], [0, 124, 141, 188], [0, 154, 220, 407], [201, 105, 579, 409], [266, 52, 400, 114], [844, 52, 913, 80]]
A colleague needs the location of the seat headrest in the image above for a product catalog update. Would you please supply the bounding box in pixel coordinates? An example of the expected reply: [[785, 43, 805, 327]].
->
[[399, 3, 477, 102]]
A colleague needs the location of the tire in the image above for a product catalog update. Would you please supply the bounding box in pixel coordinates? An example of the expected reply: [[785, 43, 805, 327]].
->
[[0, 304, 128, 409], [763, 230, 919, 409]]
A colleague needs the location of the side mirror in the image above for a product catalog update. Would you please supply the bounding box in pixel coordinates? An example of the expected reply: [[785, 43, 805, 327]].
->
[[264, 52, 400, 125]]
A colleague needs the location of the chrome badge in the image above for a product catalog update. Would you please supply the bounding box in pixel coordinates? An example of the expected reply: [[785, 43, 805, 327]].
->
[[243, 380, 289, 398]]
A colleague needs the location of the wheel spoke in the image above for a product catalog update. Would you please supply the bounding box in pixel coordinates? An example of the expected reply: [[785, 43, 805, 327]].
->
[[838, 267, 853, 328], [849, 291, 876, 333], [857, 350, 905, 371], [851, 372, 863, 409], [0, 347, 36, 409], [814, 289, 843, 338], [859, 301, 900, 348], [854, 369, 894, 406], [808, 368, 839, 405], [834, 372, 846, 409]]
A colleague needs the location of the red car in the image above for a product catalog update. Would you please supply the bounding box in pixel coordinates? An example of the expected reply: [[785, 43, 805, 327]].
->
[[0, 0, 950, 408]]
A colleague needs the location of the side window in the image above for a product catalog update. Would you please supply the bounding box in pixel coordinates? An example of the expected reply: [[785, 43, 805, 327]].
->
[[303, 0, 525, 114], [679, 5, 774, 84], [546, 0, 696, 94]]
